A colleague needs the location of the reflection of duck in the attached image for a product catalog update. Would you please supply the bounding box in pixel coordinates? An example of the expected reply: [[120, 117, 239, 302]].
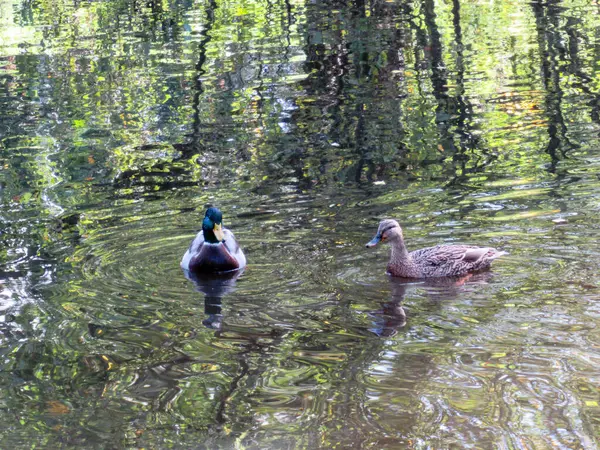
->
[[181, 207, 246, 274], [366, 219, 507, 278], [184, 269, 243, 330], [368, 273, 494, 337], [368, 299, 406, 337], [368, 279, 410, 337]]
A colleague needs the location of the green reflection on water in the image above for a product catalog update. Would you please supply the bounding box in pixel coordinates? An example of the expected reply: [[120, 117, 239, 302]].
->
[[1, 0, 600, 447]]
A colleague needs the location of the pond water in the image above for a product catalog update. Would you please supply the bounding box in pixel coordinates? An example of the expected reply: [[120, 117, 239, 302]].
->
[[1, 0, 600, 447]]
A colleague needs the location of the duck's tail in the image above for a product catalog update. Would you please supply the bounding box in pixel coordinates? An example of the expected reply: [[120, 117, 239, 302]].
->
[[490, 250, 509, 260]]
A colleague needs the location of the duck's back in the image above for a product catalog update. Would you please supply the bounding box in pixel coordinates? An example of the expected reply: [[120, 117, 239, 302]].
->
[[409, 245, 501, 277], [181, 229, 246, 273]]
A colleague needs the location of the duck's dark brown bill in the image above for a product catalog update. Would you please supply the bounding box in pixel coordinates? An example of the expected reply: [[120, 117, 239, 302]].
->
[[366, 234, 381, 248]]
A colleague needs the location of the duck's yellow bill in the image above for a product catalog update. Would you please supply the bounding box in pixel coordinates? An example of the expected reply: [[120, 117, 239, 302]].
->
[[214, 223, 225, 242]]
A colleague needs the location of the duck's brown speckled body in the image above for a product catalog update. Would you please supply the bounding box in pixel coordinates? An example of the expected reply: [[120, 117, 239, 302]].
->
[[366, 219, 507, 278]]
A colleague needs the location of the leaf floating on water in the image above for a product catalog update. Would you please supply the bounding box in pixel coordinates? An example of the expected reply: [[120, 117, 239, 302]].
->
[[46, 401, 70, 415], [585, 401, 599, 407], [462, 316, 480, 324], [481, 362, 507, 369]]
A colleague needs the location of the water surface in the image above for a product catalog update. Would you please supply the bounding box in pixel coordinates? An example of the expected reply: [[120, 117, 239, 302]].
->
[[1, 0, 600, 447]]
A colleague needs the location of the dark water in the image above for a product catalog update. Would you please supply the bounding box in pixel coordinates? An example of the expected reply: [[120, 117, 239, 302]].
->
[[1, 0, 600, 447]]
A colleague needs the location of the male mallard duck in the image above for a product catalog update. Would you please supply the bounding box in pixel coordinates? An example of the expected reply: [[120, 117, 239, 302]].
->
[[366, 219, 507, 278], [181, 207, 246, 274]]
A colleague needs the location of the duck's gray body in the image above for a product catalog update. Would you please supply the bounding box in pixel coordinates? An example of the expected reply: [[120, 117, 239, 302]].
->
[[181, 228, 246, 273], [367, 219, 507, 278]]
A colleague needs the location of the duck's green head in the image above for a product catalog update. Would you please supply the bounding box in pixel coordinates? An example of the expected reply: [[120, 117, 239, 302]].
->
[[202, 207, 225, 243]]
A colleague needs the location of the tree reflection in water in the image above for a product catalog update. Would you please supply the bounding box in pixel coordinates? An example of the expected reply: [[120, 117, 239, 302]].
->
[[2, 0, 600, 446]]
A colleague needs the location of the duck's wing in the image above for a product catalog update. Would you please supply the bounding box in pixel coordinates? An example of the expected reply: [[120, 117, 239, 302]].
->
[[181, 228, 246, 273], [462, 247, 492, 263], [410, 245, 506, 277], [411, 245, 477, 266], [181, 230, 240, 272], [223, 229, 240, 254], [181, 231, 205, 269], [223, 229, 246, 268]]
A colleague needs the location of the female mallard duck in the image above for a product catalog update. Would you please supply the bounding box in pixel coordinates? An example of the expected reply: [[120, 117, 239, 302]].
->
[[181, 207, 246, 274], [366, 219, 507, 278]]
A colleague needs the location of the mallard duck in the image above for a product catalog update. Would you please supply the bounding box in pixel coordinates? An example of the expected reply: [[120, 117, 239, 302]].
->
[[181, 207, 246, 274], [366, 219, 507, 278]]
